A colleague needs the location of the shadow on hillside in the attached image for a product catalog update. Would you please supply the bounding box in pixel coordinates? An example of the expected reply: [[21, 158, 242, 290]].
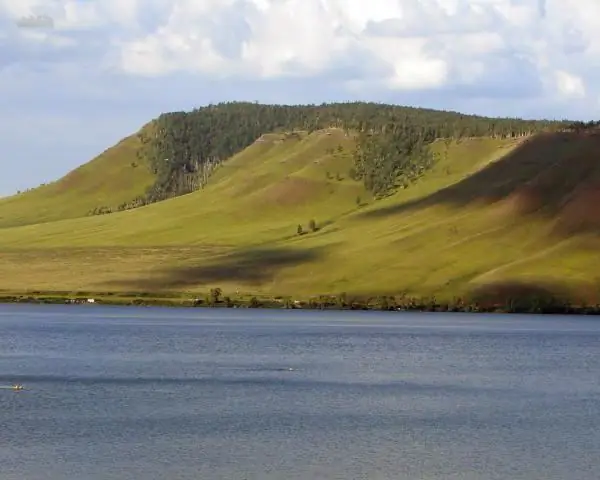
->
[[466, 279, 597, 309], [361, 131, 600, 234], [104, 245, 330, 290]]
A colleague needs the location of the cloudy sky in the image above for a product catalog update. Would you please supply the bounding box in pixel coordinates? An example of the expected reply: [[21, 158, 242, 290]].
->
[[0, 0, 598, 196]]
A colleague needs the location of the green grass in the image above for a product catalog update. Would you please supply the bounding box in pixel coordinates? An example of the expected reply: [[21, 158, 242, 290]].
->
[[0, 133, 155, 228], [0, 129, 368, 247], [2, 128, 600, 303]]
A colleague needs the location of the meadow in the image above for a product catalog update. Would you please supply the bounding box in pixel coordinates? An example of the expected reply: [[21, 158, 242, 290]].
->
[[2, 126, 600, 306]]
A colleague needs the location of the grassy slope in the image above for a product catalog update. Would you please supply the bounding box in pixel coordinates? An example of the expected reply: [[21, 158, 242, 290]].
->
[[2, 129, 600, 303], [0, 129, 366, 247], [0, 133, 155, 228]]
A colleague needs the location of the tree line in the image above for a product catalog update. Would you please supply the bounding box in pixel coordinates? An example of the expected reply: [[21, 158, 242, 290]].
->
[[90, 101, 571, 215]]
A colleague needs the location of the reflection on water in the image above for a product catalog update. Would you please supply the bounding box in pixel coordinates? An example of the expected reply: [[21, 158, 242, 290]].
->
[[1, 304, 600, 479]]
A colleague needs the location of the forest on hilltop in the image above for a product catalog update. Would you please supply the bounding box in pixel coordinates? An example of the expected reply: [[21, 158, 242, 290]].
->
[[103, 102, 571, 213]]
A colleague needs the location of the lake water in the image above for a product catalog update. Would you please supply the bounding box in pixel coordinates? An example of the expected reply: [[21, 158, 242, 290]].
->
[[1, 305, 600, 480]]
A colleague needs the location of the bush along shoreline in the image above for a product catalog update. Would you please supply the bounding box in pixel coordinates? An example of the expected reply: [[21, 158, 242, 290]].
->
[[1, 289, 599, 315]]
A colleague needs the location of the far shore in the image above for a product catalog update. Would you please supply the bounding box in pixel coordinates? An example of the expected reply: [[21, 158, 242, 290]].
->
[[1, 290, 599, 315]]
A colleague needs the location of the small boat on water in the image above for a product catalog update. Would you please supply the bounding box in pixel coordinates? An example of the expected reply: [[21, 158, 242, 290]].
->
[[12, 384, 24, 391]]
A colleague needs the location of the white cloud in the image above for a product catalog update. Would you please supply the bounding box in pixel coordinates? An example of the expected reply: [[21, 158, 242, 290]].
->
[[1, 0, 600, 194], [554, 70, 585, 99], [1, 0, 599, 96]]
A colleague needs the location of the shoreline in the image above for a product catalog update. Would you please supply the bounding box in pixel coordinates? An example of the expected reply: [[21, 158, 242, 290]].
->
[[1, 291, 600, 315]]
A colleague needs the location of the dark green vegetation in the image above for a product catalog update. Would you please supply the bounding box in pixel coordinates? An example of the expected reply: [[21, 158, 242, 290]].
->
[[135, 102, 566, 204], [2, 101, 600, 311], [2, 287, 599, 314]]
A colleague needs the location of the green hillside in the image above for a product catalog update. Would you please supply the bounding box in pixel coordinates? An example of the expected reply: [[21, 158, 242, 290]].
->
[[0, 129, 368, 246], [0, 133, 155, 228], [2, 102, 598, 306], [0, 101, 564, 229]]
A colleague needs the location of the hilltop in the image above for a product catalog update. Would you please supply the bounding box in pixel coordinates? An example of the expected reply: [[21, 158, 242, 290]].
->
[[2, 102, 600, 307]]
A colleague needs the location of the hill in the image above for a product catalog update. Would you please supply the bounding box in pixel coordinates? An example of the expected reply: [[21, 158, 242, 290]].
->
[[0, 101, 564, 229], [2, 102, 599, 307], [0, 133, 155, 228], [136, 101, 564, 204]]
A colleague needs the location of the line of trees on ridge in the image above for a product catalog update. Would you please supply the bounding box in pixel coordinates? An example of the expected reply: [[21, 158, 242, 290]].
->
[[89, 102, 574, 215]]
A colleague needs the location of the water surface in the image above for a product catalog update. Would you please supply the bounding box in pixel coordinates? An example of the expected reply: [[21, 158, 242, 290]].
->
[[1, 304, 599, 479]]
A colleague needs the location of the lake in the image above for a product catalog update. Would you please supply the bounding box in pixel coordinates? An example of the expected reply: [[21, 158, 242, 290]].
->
[[1, 304, 600, 479]]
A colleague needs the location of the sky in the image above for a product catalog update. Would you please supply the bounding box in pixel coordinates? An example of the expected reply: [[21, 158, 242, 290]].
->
[[0, 0, 599, 196]]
